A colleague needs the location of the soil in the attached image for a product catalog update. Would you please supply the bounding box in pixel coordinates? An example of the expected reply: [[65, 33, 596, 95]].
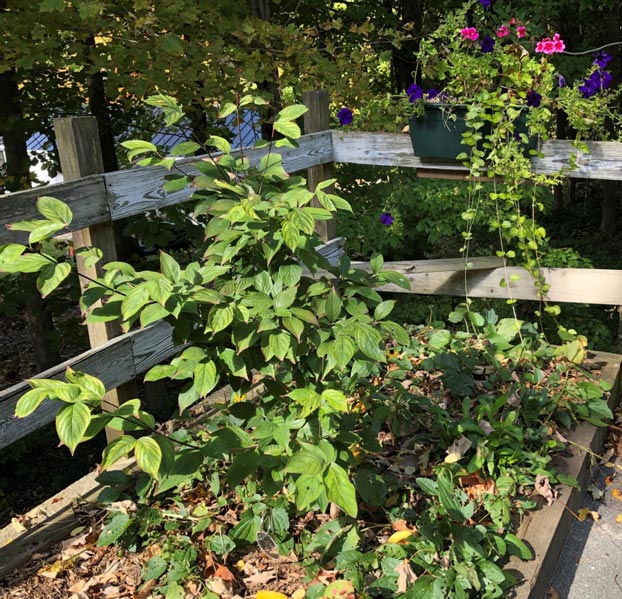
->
[[0, 311, 102, 530]]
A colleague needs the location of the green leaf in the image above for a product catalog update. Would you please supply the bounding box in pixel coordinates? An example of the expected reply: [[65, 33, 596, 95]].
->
[[410, 575, 445, 599], [282, 220, 301, 251], [0, 252, 50, 273], [36, 196, 72, 224], [273, 120, 302, 139], [437, 471, 466, 522], [282, 316, 304, 341], [170, 141, 201, 156], [65, 368, 106, 400], [295, 473, 324, 511], [121, 139, 158, 161], [227, 449, 259, 487], [321, 389, 348, 412], [194, 360, 219, 397], [56, 402, 91, 454], [37, 262, 72, 297], [428, 329, 452, 350], [144, 94, 184, 126], [505, 533, 533, 560], [15, 388, 50, 417], [329, 336, 355, 370], [207, 135, 231, 154], [96, 512, 132, 547], [324, 463, 357, 517], [374, 299, 395, 321], [416, 477, 438, 496], [269, 331, 292, 361], [370, 253, 384, 274], [101, 435, 137, 470], [208, 305, 234, 334], [135, 436, 162, 479], [354, 324, 384, 360], [121, 284, 150, 321], [160, 251, 181, 283], [285, 446, 326, 475], [29, 221, 66, 244], [325, 289, 342, 322], [259, 153, 286, 178], [276, 104, 308, 121]]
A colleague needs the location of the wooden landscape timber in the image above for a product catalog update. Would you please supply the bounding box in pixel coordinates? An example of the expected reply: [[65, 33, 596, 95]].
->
[[508, 351, 622, 599]]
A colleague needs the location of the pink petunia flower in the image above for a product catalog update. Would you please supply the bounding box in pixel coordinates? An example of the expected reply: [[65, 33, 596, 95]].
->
[[516, 26, 526, 38], [460, 27, 479, 41], [536, 33, 565, 54], [496, 25, 510, 38]]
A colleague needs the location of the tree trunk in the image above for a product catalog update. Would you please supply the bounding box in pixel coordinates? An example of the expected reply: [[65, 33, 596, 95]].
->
[[0, 70, 31, 191], [247, 0, 282, 140], [0, 69, 61, 372], [392, 0, 424, 92]]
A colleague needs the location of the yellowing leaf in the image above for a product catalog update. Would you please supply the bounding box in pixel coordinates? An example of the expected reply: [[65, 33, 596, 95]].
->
[[444, 435, 472, 463], [577, 508, 600, 522], [612, 488, 622, 502], [256, 592, 289, 599], [387, 530, 414, 544], [616, 514, 622, 524]]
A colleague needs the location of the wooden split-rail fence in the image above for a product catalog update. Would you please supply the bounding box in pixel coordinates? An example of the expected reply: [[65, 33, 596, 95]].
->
[[1, 90, 622, 451]]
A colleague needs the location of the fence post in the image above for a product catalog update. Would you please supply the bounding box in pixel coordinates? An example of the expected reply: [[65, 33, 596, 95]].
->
[[54, 116, 136, 442], [302, 90, 336, 241]]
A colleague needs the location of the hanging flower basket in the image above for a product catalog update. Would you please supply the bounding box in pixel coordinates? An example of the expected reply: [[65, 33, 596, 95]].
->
[[408, 103, 539, 161]]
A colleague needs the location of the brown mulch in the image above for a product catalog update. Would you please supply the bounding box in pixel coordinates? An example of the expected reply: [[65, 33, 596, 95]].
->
[[0, 511, 310, 599]]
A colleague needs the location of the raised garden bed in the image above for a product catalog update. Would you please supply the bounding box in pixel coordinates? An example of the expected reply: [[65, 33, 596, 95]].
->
[[0, 347, 619, 599]]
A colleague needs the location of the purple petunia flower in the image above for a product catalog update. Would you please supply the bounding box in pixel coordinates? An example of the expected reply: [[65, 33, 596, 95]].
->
[[526, 89, 542, 107], [579, 69, 613, 98], [557, 74, 566, 88], [380, 212, 394, 226], [406, 83, 424, 103], [478, 0, 491, 8], [479, 35, 495, 53], [337, 107, 353, 126], [593, 52, 612, 68]]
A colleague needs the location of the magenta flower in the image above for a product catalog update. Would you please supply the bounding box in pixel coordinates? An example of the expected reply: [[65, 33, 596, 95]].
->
[[536, 33, 565, 54], [460, 27, 479, 41], [380, 212, 394, 226], [496, 25, 510, 38], [337, 107, 353, 126], [516, 26, 527, 39]]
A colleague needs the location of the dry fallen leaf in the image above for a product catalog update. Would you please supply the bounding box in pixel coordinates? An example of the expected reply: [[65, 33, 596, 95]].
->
[[605, 475, 615, 486], [394, 559, 418, 593], [535, 475, 558, 505], [546, 586, 561, 599], [291, 590, 306, 599], [612, 488, 622, 502], [445, 435, 472, 463], [616, 514, 622, 524], [244, 570, 277, 585], [214, 563, 236, 581], [577, 508, 600, 522]]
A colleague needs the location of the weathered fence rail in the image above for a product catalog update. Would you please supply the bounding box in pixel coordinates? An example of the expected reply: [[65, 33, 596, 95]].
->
[[2, 94, 622, 450]]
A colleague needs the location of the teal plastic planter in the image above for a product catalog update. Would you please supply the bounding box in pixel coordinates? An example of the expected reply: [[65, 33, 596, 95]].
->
[[409, 104, 474, 160], [409, 103, 539, 160]]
